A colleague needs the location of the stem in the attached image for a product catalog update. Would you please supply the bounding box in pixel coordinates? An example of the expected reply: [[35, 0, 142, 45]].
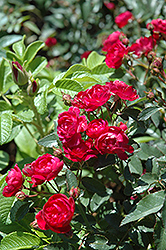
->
[[2, 94, 12, 106], [77, 200, 92, 231]]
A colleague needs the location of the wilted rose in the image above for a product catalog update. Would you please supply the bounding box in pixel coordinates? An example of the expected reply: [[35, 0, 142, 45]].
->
[[36, 194, 75, 233]]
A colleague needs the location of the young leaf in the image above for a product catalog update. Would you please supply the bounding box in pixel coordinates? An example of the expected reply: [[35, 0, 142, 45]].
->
[[26, 56, 48, 77], [66, 169, 78, 190], [138, 106, 162, 121], [12, 35, 26, 59], [23, 41, 45, 67], [121, 191, 165, 226], [0, 111, 13, 145], [87, 51, 105, 69], [62, 64, 91, 78]]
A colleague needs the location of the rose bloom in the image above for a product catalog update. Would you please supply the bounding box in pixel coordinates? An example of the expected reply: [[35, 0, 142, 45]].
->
[[102, 31, 125, 52], [63, 133, 98, 162], [105, 41, 128, 69], [115, 11, 133, 28], [107, 80, 139, 101], [45, 37, 57, 47], [3, 164, 24, 197], [22, 154, 63, 187], [104, 1, 115, 10], [86, 119, 109, 139], [36, 194, 75, 234], [81, 51, 92, 59], [94, 126, 134, 160], [128, 36, 156, 58], [72, 84, 111, 111], [147, 19, 166, 35], [57, 106, 87, 142]]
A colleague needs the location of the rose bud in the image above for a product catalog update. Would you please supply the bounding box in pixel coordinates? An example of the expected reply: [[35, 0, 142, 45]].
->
[[2, 164, 24, 197], [11, 61, 28, 86], [15, 191, 27, 200], [27, 80, 39, 96], [69, 186, 80, 199], [30, 220, 40, 229], [62, 94, 72, 106], [36, 194, 75, 234], [45, 37, 57, 47], [53, 148, 63, 158]]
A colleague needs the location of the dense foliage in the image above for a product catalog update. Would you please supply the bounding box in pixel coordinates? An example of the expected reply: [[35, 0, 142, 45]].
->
[[0, 0, 166, 249]]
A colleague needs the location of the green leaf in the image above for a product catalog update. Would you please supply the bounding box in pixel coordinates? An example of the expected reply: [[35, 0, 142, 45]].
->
[[0, 178, 16, 225], [12, 35, 26, 59], [162, 197, 166, 229], [87, 51, 105, 69], [89, 235, 110, 250], [0, 101, 12, 112], [128, 155, 143, 175], [54, 79, 84, 92], [0, 59, 5, 93], [13, 110, 34, 122], [34, 91, 47, 115], [0, 111, 13, 145], [38, 133, 58, 148], [23, 41, 45, 67], [121, 191, 165, 226], [26, 56, 48, 77], [82, 177, 108, 196], [10, 200, 33, 222], [6, 51, 21, 63], [138, 106, 162, 121], [90, 193, 110, 212], [66, 169, 78, 190], [14, 126, 38, 158], [23, 21, 41, 35], [0, 35, 22, 48], [0, 151, 9, 171], [91, 63, 114, 75], [133, 136, 158, 143], [0, 232, 41, 250], [63, 64, 91, 78]]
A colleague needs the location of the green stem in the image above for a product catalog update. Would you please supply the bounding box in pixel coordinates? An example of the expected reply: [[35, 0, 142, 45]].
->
[[2, 94, 12, 106], [77, 200, 92, 231]]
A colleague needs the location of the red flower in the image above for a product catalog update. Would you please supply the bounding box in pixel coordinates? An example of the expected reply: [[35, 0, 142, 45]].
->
[[12, 61, 28, 86], [147, 19, 166, 35], [2, 164, 24, 197], [107, 80, 139, 101], [105, 41, 128, 69], [94, 126, 134, 160], [115, 11, 133, 28], [81, 51, 92, 59], [36, 194, 75, 233], [72, 84, 111, 111], [86, 119, 109, 139], [22, 154, 63, 187], [63, 133, 98, 162], [102, 31, 125, 51], [129, 36, 156, 58], [57, 106, 88, 142], [45, 37, 57, 47], [104, 1, 115, 10]]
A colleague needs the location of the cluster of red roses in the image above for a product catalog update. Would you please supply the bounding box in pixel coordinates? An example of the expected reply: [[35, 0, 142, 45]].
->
[[2, 154, 75, 234], [103, 18, 166, 69], [57, 81, 139, 162]]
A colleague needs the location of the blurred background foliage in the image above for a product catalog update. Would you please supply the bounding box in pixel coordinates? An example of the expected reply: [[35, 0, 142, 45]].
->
[[0, 0, 165, 70]]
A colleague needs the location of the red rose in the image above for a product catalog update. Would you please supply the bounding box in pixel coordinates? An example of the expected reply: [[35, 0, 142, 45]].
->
[[86, 119, 109, 139], [81, 51, 92, 59], [102, 31, 125, 51], [115, 11, 133, 28], [105, 42, 128, 69], [104, 1, 115, 10], [147, 19, 166, 35], [36, 194, 75, 233], [22, 154, 63, 187], [107, 80, 139, 101], [57, 106, 88, 142], [129, 36, 156, 58], [72, 84, 111, 111], [63, 133, 98, 162], [94, 126, 134, 160], [2, 164, 24, 197], [45, 37, 57, 47]]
